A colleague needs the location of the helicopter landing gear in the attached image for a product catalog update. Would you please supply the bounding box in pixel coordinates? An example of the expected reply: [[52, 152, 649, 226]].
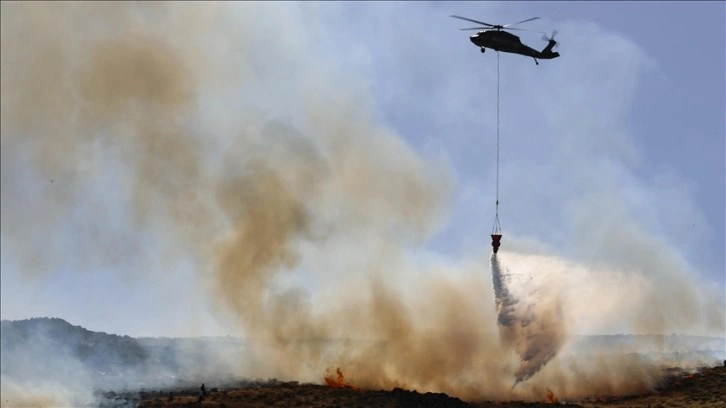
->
[[480, 47, 486, 53], [533, 57, 539, 65]]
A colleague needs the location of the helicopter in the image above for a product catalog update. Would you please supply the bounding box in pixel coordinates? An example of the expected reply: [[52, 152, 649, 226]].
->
[[451, 15, 560, 65]]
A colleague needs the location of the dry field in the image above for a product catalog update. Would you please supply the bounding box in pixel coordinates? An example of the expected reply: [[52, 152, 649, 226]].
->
[[125, 365, 725, 408]]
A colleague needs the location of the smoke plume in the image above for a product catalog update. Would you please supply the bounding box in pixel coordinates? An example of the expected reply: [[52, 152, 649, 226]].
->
[[1, 2, 723, 406]]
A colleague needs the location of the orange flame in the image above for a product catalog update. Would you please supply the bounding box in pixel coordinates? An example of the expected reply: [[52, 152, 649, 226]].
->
[[546, 389, 558, 404], [324, 367, 360, 391]]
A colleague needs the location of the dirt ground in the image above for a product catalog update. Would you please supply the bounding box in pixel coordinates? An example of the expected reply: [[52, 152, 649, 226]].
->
[[126, 365, 725, 408]]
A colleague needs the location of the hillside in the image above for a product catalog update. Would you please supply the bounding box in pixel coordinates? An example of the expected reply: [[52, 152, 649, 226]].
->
[[0, 318, 246, 391]]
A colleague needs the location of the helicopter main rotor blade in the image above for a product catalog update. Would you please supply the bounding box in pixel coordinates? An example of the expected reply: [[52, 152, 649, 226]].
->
[[459, 26, 545, 33], [504, 27, 546, 33], [450, 15, 496, 28], [503, 16, 541, 27]]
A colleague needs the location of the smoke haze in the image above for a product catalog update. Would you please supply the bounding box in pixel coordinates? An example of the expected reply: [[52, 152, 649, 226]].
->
[[1, 2, 723, 406]]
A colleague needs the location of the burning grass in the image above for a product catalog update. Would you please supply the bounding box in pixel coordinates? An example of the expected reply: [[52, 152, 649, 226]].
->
[[323, 368, 360, 391], [545, 389, 558, 404], [124, 365, 725, 408]]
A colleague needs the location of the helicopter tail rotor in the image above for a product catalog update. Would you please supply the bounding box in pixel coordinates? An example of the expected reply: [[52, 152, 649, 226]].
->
[[541, 30, 558, 42], [541, 30, 559, 48]]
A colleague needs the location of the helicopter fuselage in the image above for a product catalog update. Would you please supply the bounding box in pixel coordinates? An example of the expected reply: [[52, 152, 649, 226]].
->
[[470, 30, 559, 62]]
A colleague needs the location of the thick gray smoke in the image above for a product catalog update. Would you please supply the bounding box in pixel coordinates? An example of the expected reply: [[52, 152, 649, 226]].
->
[[490, 253, 565, 385]]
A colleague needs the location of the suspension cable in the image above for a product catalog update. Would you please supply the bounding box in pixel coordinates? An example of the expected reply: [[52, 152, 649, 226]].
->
[[492, 51, 501, 235]]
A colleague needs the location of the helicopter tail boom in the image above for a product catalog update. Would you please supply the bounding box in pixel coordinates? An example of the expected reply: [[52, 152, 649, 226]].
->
[[538, 39, 559, 59], [537, 30, 560, 59]]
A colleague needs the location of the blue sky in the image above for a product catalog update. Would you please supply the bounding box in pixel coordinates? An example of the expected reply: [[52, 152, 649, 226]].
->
[[1, 1, 723, 338]]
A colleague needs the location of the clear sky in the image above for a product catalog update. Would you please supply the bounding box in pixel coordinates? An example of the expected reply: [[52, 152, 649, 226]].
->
[[1, 1, 723, 338]]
